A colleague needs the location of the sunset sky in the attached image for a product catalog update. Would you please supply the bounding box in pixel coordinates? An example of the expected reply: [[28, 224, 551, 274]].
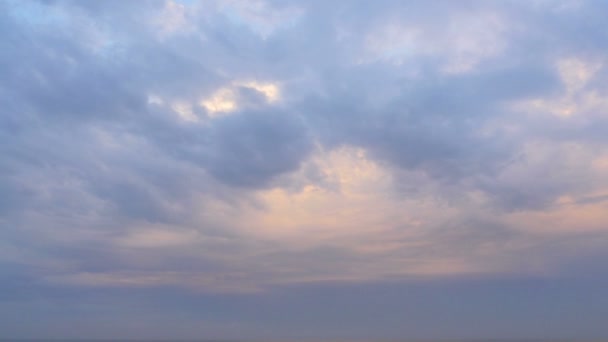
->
[[2, 0, 608, 339]]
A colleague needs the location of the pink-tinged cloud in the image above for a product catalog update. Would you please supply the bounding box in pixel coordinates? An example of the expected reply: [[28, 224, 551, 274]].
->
[[3, 0, 608, 339]]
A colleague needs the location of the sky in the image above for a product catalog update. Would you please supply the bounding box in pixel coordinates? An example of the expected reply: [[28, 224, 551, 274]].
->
[[2, 0, 608, 340]]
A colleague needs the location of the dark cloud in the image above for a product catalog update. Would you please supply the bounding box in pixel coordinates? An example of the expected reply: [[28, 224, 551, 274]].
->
[[204, 110, 312, 188]]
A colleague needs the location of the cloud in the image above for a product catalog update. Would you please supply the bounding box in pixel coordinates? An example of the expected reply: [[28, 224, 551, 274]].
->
[[2, 0, 608, 301], [202, 109, 313, 187]]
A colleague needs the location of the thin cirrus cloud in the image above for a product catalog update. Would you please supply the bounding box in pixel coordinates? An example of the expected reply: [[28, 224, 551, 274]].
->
[[2, 0, 608, 339]]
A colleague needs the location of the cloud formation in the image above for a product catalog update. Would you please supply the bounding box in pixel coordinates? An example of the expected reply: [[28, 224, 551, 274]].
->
[[2, 0, 608, 337]]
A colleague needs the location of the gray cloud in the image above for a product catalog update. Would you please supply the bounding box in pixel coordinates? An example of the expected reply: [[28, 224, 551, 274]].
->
[[203, 110, 313, 187], [3, 0, 608, 338]]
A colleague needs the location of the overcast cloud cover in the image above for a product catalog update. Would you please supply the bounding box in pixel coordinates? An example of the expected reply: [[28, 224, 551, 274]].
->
[[2, 0, 608, 339]]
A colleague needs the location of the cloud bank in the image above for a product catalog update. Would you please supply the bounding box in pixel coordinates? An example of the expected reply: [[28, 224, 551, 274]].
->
[[2, 0, 608, 337]]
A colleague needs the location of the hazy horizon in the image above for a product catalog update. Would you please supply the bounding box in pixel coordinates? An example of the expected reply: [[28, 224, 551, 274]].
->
[[2, 0, 608, 340], [1, 340, 603, 342]]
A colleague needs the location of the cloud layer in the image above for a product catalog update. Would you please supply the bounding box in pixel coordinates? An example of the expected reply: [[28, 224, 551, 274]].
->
[[2, 0, 608, 338]]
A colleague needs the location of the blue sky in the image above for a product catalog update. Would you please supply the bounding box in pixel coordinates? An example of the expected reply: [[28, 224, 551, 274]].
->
[[2, 0, 608, 339]]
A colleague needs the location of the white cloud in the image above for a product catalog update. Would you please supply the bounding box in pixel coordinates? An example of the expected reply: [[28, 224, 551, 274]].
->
[[201, 81, 280, 117]]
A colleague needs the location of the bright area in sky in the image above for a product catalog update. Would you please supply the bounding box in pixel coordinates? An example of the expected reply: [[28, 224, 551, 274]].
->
[[2, 0, 608, 340]]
